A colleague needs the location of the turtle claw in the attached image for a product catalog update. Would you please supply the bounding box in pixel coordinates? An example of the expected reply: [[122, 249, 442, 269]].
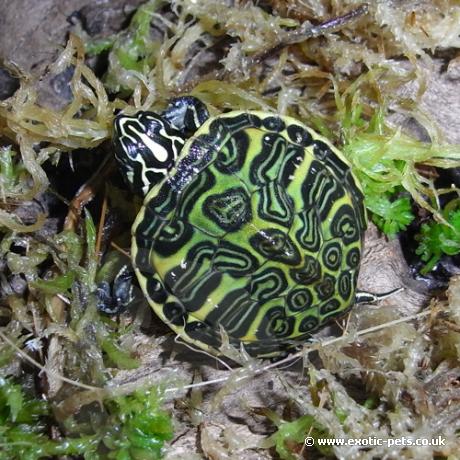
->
[[355, 287, 404, 305], [96, 265, 135, 315]]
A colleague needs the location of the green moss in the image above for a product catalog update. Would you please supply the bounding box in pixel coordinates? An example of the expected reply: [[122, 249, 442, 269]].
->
[[102, 389, 174, 460], [0, 378, 99, 460], [85, 37, 116, 56], [0, 147, 27, 198], [0, 378, 173, 460], [103, 0, 165, 92], [267, 412, 333, 459]]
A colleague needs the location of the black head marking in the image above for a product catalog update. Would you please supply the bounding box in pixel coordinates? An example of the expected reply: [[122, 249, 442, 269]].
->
[[161, 96, 210, 135]]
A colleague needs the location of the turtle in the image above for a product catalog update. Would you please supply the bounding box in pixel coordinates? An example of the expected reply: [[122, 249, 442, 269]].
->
[[111, 96, 390, 357]]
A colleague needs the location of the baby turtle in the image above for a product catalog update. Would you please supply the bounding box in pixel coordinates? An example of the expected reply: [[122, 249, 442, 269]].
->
[[112, 96, 388, 357]]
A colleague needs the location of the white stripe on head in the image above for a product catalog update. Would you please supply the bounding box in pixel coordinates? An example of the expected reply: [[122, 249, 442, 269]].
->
[[127, 125, 169, 163], [114, 111, 187, 195]]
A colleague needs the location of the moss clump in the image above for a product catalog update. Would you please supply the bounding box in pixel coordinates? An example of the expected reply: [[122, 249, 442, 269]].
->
[[0, 378, 173, 460]]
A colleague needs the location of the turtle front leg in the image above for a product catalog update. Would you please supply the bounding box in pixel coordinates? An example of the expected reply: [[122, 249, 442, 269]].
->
[[355, 287, 404, 305], [96, 265, 135, 315], [161, 96, 210, 135]]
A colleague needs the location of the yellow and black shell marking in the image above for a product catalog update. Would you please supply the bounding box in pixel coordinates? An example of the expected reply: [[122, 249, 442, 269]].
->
[[129, 109, 367, 357]]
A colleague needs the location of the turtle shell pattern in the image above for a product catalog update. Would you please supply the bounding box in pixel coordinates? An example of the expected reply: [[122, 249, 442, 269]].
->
[[132, 111, 366, 357]]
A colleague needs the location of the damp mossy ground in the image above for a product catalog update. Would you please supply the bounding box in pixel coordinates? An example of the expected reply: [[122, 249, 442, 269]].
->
[[1, 1, 460, 458]]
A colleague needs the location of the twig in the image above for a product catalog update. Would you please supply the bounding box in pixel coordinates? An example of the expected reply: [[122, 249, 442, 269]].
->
[[110, 241, 131, 259], [0, 330, 101, 392], [96, 189, 108, 261], [164, 309, 431, 394], [64, 153, 115, 231], [179, 4, 369, 92]]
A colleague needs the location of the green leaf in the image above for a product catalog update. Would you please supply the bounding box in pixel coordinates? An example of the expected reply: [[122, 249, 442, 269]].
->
[[269, 414, 333, 459], [367, 192, 414, 237], [415, 208, 460, 274], [105, 389, 174, 459], [31, 271, 75, 295], [54, 230, 83, 269], [4, 381, 23, 422], [0, 146, 26, 194], [84, 209, 98, 289], [85, 209, 97, 259], [85, 37, 116, 56], [101, 338, 140, 370]]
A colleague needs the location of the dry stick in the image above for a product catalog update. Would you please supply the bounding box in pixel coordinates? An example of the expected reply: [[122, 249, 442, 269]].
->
[[64, 152, 115, 231], [96, 189, 109, 261], [110, 241, 131, 259], [285, 4, 369, 44], [245, 4, 369, 67], [162, 309, 431, 394], [179, 4, 369, 92]]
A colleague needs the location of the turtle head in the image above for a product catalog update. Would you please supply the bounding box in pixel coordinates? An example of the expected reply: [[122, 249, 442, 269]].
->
[[113, 111, 185, 196], [113, 97, 209, 196]]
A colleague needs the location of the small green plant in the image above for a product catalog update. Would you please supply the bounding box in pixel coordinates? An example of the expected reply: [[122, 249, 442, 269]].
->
[[89, 0, 164, 92], [415, 205, 460, 274], [337, 82, 419, 238], [336, 70, 460, 250], [366, 189, 414, 237], [264, 409, 332, 459]]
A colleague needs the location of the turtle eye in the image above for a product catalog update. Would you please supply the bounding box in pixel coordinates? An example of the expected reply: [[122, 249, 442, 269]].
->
[[113, 111, 185, 196]]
